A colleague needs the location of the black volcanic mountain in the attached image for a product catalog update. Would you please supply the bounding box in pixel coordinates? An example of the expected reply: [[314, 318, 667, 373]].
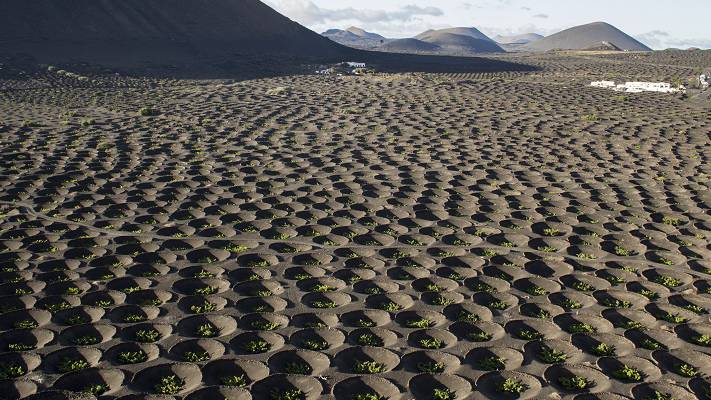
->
[[416, 27, 495, 42], [414, 27, 504, 53], [0, 0, 346, 67], [379, 38, 441, 53], [526, 22, 651, 51], [415, 32, 504, 53]]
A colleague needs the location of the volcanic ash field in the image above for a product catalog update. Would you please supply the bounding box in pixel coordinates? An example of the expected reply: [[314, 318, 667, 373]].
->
[[0, 50, 711, 400]]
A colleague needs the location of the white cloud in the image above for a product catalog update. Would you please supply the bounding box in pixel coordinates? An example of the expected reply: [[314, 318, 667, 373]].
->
[[479, 23, 556, 38], [636, 30, 711, 50], [268, 0, 443, 26]]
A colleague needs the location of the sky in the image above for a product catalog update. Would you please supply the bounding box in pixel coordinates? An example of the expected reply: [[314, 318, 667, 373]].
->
[[267, 0, 711, 49]]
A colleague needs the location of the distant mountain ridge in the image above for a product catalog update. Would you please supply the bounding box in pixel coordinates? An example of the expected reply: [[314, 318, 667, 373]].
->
[[345, 26, 385, 40], [494, 33, 544, 45], [321, 26, 385, 50], [323, 26, 504, 54], [322, 21, 651, 55]]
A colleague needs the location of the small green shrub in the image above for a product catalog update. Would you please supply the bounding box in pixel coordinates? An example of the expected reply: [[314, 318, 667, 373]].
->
[[190, 301, 218, 314], [310, 284, 336, 293], [567, 323, 595, 333], [601, 298, 632, 308], [196, 323, 219, 337], [13, 319, 39, 329], [467, 331, 493, 342], [266, 87, 290, 96], [285, 362, 312, 375], [243, 339, 270, 353], [559, 375, 594, 391], [419, 338, 444, 349], [252, 321, 281, 331], [405, 319, 433, 328], [194, 286, 217, 295], [270, 388, 304, 400], [591, 343, 616, 356], [562, 299, 583, 309], [526, 286, 548, 296], [676, 363, 698, 377], [433, 388, 456, 400], [477, 356, 506, 371], [82, 384, 109, 395], [457, 311, 480, 323], [640, 338, 665, 350], [431, 294, 455, 306], [657, 312, 687, 324], [0, 363, 26, 379], [572, 281, 594, 291], [310, 300, 338, 308], [353, 394, 383, 400], [417, 361, 445, 373], [6, 343, 35, 351], [58, 358, 89, 373], [653, 276, 681, 288], [138, 107, 159, 117], [353, 360, 386, 374], [539, 346, 568, 363], [221, 374, 247, 387], [646, 391, 676, 400], [692, 334, 711, 346], [500, 378, 528, 394], [135, 329, 161, 342], [612, 365, 643, 381], [154, 375, 185, 395], [356, 333, 383, 347], [123, 313, 146, 323], [45, 302, 72, 313], [516, 329, 543, 340], [302, 339, 328, 350], [118, 350, 148, 364], [183, 351, 210, 362]]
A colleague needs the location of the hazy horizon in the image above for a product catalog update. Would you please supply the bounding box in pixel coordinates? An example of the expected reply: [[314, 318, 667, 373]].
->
[[268, 0, 711, 50]]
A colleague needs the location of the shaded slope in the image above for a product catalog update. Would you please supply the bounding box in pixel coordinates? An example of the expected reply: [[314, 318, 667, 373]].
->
[[0, 0, 347, 67], [379, 38, 441, 53], [526, 22, 651, 51]]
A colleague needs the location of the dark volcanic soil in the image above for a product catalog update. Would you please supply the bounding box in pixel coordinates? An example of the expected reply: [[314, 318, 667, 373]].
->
[[0, 50, 710, 400]]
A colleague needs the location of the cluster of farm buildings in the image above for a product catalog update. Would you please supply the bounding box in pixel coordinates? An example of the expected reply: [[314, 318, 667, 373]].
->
[[315, 61, 368, 76]]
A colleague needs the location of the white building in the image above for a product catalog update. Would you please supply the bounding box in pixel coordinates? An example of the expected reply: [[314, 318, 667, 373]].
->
[[590, 80, 684, 94], [700, 74, 709, 90], [345, 62, 366, 68], [620, 81, 680, 93], [590, 81, 616, 89]]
